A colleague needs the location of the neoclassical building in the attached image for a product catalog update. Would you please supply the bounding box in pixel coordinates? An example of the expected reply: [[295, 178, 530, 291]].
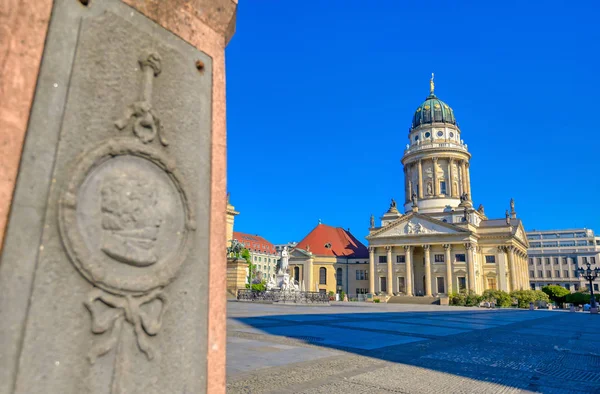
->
[[366, 76, 529, 297]]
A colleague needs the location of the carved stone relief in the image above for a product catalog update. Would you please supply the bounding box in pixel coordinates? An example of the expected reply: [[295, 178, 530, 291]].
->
[[58, 50, 197, 386]]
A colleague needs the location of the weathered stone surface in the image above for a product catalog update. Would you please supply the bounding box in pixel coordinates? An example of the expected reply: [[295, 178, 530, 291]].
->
[[0, 0, 214, 393]]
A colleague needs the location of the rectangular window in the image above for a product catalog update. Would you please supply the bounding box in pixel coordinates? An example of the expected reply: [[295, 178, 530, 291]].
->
[[564, 270, 569, 278], [595, 284, 599, 291], [555, 270, 560, 277], [530, 270, 534, 277], [455, 254, 466, 262], [545, 258, 550, 265], [440, 181, 447, 195], [565, 283, 571, 290], [546, 270, 551, 277], [487, 278, 497, 290], [356, 270, 362, 280], [380, 277, 387, 293], [485, 255, 496, 264], [573, 270, 577, 278], [379, 256, 387, 263], [562, 258, 568, 264], [592, 257, 597, 264], [530, 283, 536, 290], [553, 257, 558, 264], [583, 257, 588, 264], [529, 258, 533, 265], [457, 277, 466, 291], [434, 254, 444, 263], [538, 270, 543, 277], [574, 284, 579, 291], [398, 277, 406, 293], [537, 258, 542, 265], [396, 255, 406, 263], [437, 277, 445, 294]]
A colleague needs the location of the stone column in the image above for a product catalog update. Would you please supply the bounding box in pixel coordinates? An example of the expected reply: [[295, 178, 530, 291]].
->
[[460, 160, 467, 196], [369, 247, 375, 294], [0, 1, 237, 393], [496, 247, 508, 291], [404, 246, 413, 296], [404, 167, 410, 203], [508, 247, 517, 291], [423, 245, 432, 296], [444, 244, 453, 294], [418, 159, 423, 198], [465, 161, 472, 199], [449, 158, 455, 197], [465, 243, 476, 291], [386, 246, 393, 295], [307, 255, 314, 292], [432, 157, 439, 196], [446, 159, 452, 197]]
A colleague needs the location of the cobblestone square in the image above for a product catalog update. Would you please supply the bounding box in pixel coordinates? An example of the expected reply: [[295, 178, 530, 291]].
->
[[227, 302, 600, 393]]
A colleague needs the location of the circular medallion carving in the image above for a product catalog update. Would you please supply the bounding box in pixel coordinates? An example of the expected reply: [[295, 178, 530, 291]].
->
[[59, 139, 195, 295]]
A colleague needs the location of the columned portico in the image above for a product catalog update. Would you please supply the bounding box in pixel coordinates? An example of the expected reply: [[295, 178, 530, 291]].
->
[[423, 245, 432, 296]]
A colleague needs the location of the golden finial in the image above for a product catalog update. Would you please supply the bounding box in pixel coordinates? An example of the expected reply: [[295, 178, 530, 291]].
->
[[430, 72, 435, 95]]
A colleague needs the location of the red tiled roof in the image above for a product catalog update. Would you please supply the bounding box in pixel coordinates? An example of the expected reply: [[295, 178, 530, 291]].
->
[[294, 224, 369, 258], [233, 231, 278, 255]]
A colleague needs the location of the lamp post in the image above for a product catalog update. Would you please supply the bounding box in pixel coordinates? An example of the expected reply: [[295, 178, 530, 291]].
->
[[577, 262, 600, 309]]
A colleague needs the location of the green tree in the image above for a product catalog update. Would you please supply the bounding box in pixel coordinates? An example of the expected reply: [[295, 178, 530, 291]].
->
[[510, 290, 549, 308], [542, 285, 570, 304], [565, 292, 595, 305]]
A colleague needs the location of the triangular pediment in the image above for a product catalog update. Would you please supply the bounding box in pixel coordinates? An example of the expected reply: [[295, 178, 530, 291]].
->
[[367, 213, 469, 240], [512, 222, 529, 247]]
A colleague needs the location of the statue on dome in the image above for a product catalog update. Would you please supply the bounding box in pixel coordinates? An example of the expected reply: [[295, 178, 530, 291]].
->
[[477, 204, 485, 214], [390, 198, 397, 208], [430, 72, 435, 95]]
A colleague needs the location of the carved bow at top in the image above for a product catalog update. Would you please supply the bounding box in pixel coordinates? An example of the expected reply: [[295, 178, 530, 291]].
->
[[84, 288, 167, 363]]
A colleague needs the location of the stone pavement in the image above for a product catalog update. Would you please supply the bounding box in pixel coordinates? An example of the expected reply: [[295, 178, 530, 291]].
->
[[227, 302, 600, 393]]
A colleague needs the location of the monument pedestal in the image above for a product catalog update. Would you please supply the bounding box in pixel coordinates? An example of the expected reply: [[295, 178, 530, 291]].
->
[[227, 257, 248, 297], [0, 1, 236, 393]]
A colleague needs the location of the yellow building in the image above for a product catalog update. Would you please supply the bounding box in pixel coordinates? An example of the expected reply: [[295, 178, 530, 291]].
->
[[366, 76, 529, 297], [288, 222, 369, 295]]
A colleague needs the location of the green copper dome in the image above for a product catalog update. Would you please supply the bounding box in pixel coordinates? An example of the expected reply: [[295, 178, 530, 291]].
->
[[411, 74, 457, 129], [411, 94, 457, 129]]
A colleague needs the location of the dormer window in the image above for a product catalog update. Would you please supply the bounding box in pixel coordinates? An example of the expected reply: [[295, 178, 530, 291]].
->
[[324, 243, 332, 249]]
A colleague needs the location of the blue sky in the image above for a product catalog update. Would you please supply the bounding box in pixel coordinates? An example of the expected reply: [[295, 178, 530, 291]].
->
[[225, 1, 600, 245]]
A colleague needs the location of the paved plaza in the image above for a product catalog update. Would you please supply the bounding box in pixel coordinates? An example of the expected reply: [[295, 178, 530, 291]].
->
[[227, 302, 600, 393]]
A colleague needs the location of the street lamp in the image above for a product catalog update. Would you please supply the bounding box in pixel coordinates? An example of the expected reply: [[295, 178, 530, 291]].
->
[[577, 262, 600, 309]]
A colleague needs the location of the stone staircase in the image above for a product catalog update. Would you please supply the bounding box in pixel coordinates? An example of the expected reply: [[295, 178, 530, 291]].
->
[[387, 296, 442, 305]]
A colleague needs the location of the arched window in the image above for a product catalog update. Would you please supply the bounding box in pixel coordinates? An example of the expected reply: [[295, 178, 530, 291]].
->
[[319, 267, 327, 285], [336, 268, 343, 285], [293, 266, 300, 282]]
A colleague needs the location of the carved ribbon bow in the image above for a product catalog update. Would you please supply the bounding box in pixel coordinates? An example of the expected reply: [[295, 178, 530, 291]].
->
[[84, 288, 167, 363]]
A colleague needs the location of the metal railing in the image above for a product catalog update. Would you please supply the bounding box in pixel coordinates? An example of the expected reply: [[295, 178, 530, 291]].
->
[[404, 142, 467, 154], [237, 289, 330, 304]]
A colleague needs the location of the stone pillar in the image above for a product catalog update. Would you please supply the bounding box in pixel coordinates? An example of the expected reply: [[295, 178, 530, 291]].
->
[[446, 159, 452, 197], [424, 245, 432, 296], [460, 160, 467, 196], [307, 255, 314, 292], [465, 243, 476, 291], [404, 167, 410, 203], [418, 159, 423, 199], [444, 244, 453, 294], [465, 161, 472, 200], [386, 246, 393, 295], [497, 247, 508, 291], [404, 246, 413, 296], [0, 1, 237, 392], [449, 158, 456, 197], [227, 257, 248, 297], [369, 247, 375, 294], [432, 158, 439, 196], [508, 247, 517, 291]]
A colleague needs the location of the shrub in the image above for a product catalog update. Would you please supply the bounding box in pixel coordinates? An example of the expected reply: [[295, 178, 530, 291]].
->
[[450, 290, 481, 306], [449, 291, 465, 306], [374, 299, 381, 303], [510, 290, 549, 308], [481, 289, 512, 307], [250, 282, 266, 292], [340, 290, 346, 300], [565, 292, 598, 305], [542, 285, 570, 304]]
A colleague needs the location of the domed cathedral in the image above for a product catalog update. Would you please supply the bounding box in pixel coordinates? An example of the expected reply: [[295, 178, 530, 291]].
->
[[366, 75, 529, 299]]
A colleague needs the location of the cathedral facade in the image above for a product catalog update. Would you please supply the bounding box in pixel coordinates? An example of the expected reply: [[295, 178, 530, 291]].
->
[[366, 76, 529, 297]]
